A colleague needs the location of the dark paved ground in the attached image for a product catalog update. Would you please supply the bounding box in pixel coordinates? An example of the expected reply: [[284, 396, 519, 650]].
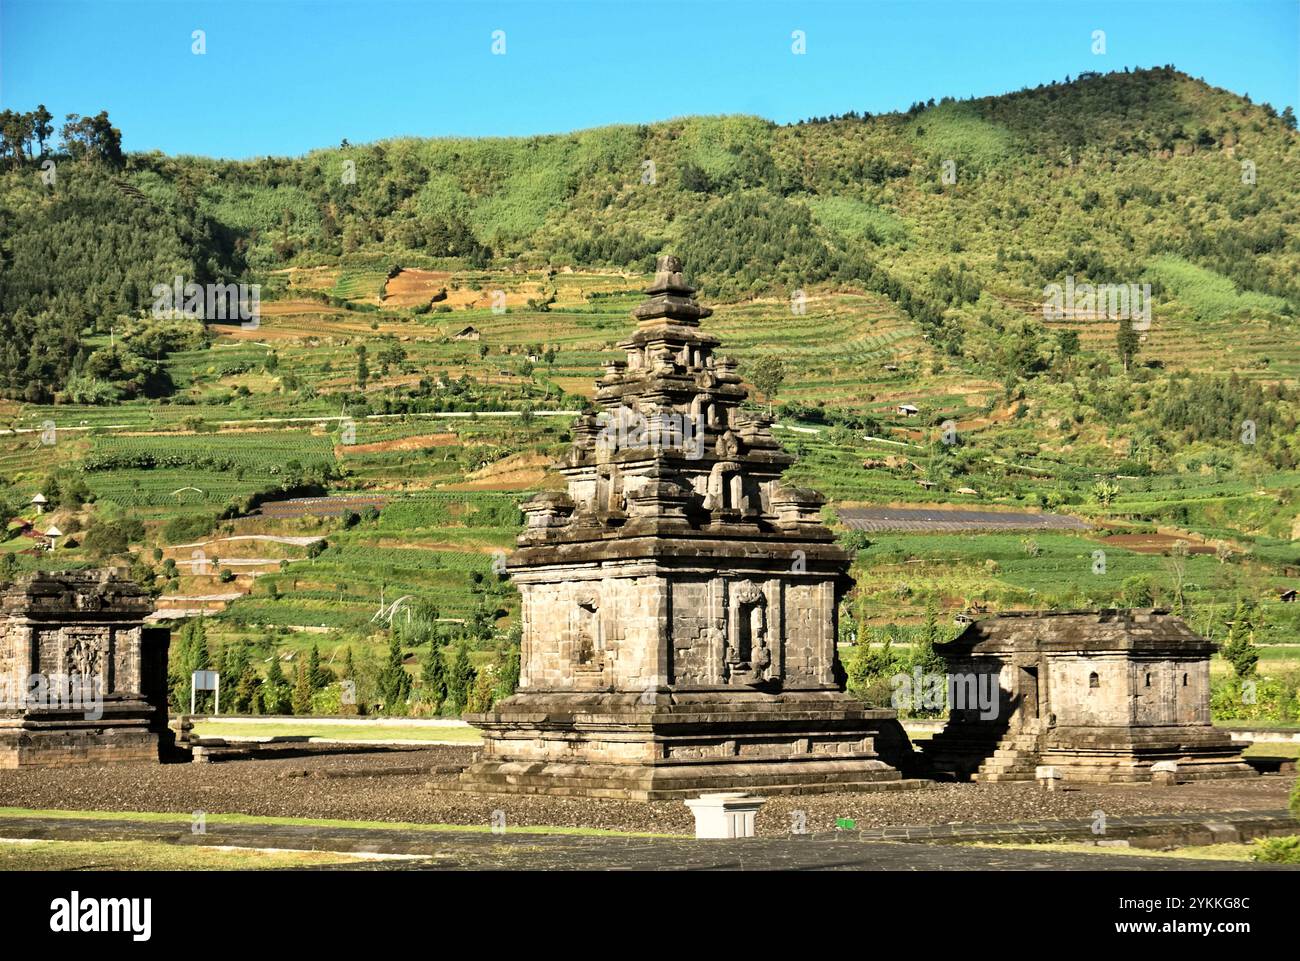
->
[[1, 813, 1296, 871], [0, 745, 1290, 837]]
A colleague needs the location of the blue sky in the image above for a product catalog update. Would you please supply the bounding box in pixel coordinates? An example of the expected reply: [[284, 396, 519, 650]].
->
[[2, 0, 1297, 159]]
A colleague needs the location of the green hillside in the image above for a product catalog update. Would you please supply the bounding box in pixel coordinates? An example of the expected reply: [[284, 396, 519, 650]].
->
[[1, 66, 1298, 720]]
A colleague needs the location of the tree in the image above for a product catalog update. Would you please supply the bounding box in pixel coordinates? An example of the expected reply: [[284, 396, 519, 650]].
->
[[749, 356, 786, 414], [1220, 598, 1261, 678], [234, 658, 261, 714], [447, 644, 476, 713], [421, 640, 449, 712], [221, 643, 251, 711], [0, 110, 33, 164], [1089, 479, 1120, 505], [168, 617, 211, 712], [1164, 541, 1190, 616], [356, 345, 369, 390], [292, 658, 314, 715], [1116, 316, 1140, 372], [263, 658, 292, 714], [59, 111, 123, 166], [912, 598, 946, 676], [377, 635, 411, 714], [32, 104, 53, 155], [307, 643, 331, 690]]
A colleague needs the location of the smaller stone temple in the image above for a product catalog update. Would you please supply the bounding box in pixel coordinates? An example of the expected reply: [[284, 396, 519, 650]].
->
[[457, 255, 918, 799], [922, 610, 1255, 783], [0, 570, 173, 768]]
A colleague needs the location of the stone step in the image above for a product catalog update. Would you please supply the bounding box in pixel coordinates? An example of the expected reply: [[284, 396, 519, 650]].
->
[[979, 754, 1041, 774]]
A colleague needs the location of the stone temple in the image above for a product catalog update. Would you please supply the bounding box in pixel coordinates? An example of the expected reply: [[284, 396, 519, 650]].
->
[[458, 255, 917, 799], [922, 610, 1255, 783], [0, 570, 173, 768]]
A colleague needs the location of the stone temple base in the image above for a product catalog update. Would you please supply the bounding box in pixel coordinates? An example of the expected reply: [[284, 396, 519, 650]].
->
[[454, 690, 925, 800], [1035, 726, 1257, 783], [922, 720, 1255, 784], [0, 698, 172, 769]]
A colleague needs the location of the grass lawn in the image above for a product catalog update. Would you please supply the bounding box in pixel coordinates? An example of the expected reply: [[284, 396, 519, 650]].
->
[[1241, 741, 1300, 759], [191, 721, 483, 742], [0, 838, 390, 870], [964, 839, 1290, 862], [0, 807, 685, 839]]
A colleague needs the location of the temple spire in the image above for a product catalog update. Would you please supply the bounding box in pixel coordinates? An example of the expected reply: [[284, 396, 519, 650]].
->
[[631, 254, 713, 327]]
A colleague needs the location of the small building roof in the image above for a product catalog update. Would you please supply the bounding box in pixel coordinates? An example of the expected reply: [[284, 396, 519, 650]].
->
[[937, 609, 1216, 657]]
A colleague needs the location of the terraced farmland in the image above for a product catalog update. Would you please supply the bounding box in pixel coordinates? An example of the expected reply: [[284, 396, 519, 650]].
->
[[838, 506, 1090, 533]]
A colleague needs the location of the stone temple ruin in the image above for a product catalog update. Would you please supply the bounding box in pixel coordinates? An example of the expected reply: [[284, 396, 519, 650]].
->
[[0, 571, 173, 768], [458, 255, 918, 799], [922, 610, 1255, 783]]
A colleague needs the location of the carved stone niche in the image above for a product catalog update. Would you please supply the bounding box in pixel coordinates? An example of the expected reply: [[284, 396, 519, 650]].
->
[[725, 582, 773, 686], [572, 590, 605, 674]]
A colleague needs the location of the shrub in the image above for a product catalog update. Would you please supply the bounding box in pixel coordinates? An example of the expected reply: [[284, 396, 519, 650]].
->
[[1250, 836, 1300, 864], [162, 513, 217, 545]]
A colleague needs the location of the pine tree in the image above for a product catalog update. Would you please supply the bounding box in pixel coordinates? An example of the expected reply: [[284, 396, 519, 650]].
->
[[1116, 317, 1140, 372], [264, 657, 291, 715], [421, 640, 448, 712], [448, 644, 476, 713], [169, 617, 212, 712], [356, 344, 368, 389], [292, 658, 314, 715], [1220, 597, 1261, 677], [223, 643, 251, 712], [377, 635, 411, 714], [235, 661, 261, 715], [912, 597, 946, 675], [496, 645, 521, 702], [308, 643, 330, 691]]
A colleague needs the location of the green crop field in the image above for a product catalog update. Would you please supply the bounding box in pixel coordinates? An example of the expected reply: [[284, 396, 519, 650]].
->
[[2, 65, 1297, 725]]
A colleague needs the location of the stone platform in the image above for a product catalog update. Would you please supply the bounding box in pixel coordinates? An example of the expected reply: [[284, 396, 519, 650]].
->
[[458, 691, 924, 800]]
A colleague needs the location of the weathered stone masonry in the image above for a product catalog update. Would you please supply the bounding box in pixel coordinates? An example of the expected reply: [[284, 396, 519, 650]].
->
[[922, 609, 1254, 783], [456, 256, 919, 799], [0, 570, 173, 768]]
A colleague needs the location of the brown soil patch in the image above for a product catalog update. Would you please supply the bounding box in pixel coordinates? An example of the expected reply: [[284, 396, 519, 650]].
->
[[443, 451, 549, 491], [259, 299, 351, 317], [340, 433, 459, 456], [553, 376, 596, 398], [381, 268, 454, 308], [1095, 533, 1217, 555]]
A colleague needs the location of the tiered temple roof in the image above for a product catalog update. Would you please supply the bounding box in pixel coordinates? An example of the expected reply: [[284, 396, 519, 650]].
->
[[518, 255, 831, 549]]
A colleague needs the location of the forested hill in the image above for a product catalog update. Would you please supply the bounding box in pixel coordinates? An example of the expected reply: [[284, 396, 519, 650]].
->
[[1, 65, 1298, 402]]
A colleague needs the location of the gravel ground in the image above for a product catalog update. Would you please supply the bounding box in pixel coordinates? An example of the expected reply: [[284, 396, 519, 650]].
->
[[0, 745, 1291, 838]]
